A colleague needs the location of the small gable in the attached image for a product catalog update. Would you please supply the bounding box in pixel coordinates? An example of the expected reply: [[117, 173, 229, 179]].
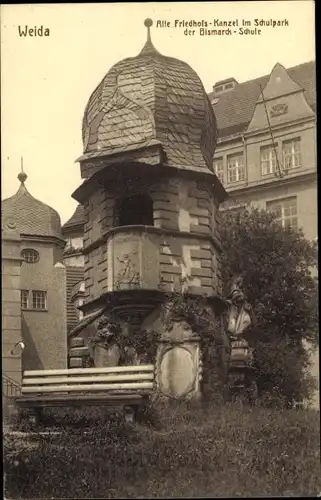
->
[[257, 63, 301, 101], [247, 63, 315, 132]]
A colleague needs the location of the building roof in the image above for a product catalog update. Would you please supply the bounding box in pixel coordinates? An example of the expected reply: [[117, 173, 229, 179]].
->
[[81, 19, 217, 175], [62, 204, 85, 233], [208, 61, 316, 138], [66, 266, 84, 333], [2, 171, 63, 240]]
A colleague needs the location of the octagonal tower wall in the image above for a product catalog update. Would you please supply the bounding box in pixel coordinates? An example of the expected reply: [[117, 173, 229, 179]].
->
[[81, 173, 223, 309]]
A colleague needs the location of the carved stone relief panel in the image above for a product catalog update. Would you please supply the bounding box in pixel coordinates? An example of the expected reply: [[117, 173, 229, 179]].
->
[[107, 230, 160, 291]]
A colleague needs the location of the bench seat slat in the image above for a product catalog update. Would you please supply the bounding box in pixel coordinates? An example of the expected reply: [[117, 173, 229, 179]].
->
[[15, 393, 148, 408], [21, 381, 154, 394], [24, 364, 154, 377], [22, 373, 154, 385]]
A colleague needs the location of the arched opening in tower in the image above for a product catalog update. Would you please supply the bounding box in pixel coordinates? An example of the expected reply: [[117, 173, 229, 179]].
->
[[117, 194, 154, 226]]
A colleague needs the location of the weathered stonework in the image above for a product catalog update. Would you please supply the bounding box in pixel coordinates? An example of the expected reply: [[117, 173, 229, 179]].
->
[[2, 229, 23, 385], [81, 176, 223, 305]]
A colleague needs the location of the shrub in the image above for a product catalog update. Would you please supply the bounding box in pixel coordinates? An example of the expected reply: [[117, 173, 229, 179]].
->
[[220, 207, 318, 405]]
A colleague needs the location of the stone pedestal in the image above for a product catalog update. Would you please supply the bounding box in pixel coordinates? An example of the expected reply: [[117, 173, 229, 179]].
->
[[228, 339, 257, 402]]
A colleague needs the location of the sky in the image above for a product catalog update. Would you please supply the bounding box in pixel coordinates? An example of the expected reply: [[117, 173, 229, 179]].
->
[[1, 1, 315, 224]]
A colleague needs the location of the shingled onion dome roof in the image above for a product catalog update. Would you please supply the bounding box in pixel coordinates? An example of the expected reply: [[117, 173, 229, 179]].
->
[[81, 19, 217, 174], [2, 171, 63, 240]]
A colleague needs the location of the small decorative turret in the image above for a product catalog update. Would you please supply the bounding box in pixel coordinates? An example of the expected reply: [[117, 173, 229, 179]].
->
[[2, 158, 63, 241]]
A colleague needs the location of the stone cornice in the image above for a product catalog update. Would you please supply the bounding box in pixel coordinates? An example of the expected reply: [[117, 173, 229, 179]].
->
[[79, 288, 227, 318], [82, 224, 223, 255], [225, 169, 316, 196], [216, 114, 315, 145], [244, 114, 316, 139], [72, 159, 227, 204], [20, 234, 66, 248]]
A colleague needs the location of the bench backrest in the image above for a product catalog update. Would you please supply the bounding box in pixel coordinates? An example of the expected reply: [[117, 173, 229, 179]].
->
[[21, 365, 155, 395]]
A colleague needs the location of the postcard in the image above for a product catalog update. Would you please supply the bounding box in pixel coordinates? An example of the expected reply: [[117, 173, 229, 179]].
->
[[2, 2, 319, 499]]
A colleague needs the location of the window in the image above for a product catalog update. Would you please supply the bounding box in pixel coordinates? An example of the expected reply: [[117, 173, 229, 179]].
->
[[21, 290, 29, 309], [214, 157, 224, 183], [65, 237, 83, 251], [117, 194, 154, 226], [261, 144, 278, 175], [227, 154, 245, 183], [266, 197, 298, 230], [282, 138, 301, 170], [32, 291, 47, 310], [21, 249, 39, 263]]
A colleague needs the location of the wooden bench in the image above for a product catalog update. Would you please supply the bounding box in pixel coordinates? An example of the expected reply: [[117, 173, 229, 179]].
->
[[15, 364, 155, 424]]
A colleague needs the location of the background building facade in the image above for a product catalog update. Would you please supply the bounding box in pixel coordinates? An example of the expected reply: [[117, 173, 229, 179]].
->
[[210, 60, 318, 405], [210, 61, 316, 243], [2, 172, 68, 380]]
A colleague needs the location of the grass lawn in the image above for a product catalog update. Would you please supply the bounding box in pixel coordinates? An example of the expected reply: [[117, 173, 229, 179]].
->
[[4, 401, 321, 498]]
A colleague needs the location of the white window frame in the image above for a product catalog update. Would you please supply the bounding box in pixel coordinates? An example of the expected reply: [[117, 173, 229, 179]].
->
[[31, 290, 47, 311], [261, 144, 278, 175], [227, 153, 245, 183], [214, 157, 224, 183], [282, 138, 301, 171], [21, 290, 29, 309], [21, 248, 39, 263], [266, 197, 298, 230]]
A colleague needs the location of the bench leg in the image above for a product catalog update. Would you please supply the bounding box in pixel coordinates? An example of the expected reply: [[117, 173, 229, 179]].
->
[[124, 405, 137, 423], [28, 407, 43, 426]]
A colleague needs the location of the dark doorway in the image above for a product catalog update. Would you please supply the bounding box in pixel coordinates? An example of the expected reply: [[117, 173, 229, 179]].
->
[[118, 194, 154, 226]]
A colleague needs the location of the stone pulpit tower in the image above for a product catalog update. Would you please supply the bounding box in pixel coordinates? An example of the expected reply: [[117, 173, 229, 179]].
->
[[71, 20, 228, 400]]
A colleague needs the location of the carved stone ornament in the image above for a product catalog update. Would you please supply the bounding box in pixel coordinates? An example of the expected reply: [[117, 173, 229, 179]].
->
[[270, 103, 288, 118], [4, 218, 17, 230]]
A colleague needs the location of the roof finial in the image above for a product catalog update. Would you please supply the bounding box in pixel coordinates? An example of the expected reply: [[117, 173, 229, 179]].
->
[[18, 156, 28, 184], [140, 18, 160, 56], [144, 18, 153, 41]]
